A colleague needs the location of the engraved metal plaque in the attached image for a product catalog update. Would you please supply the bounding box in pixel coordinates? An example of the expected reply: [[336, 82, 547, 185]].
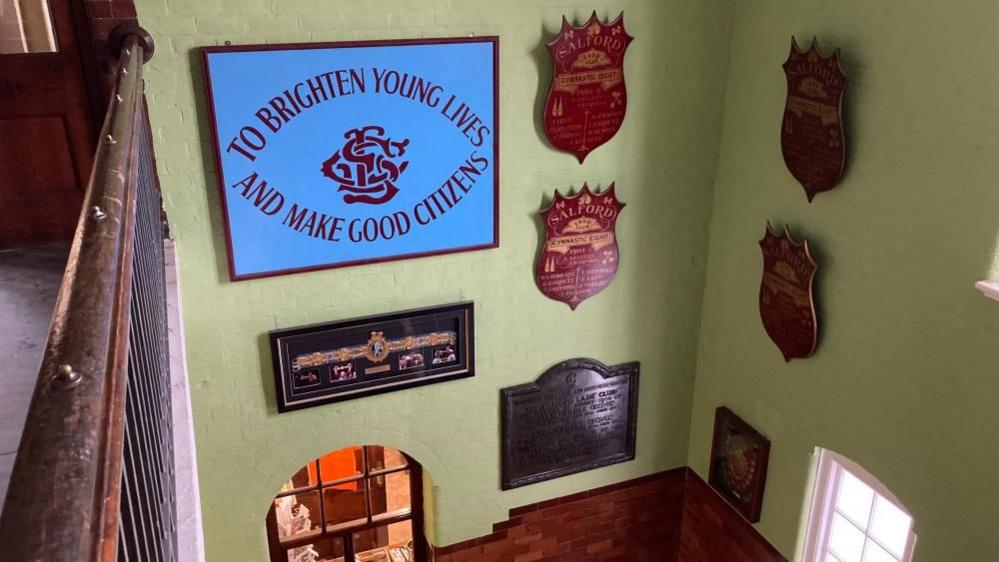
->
[[501, 358, 639, 489]]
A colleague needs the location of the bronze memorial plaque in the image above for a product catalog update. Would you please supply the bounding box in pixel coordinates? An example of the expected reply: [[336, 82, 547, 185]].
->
[[759, 223, 819, 361], [535, 183, 624, 310], [781, 36, 847, 201], [543, 12, 633, 163], [501, 358, 639, 489]]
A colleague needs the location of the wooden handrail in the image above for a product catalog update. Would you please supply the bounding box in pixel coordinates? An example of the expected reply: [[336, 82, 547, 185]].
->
[[0, 28, 153, 562]]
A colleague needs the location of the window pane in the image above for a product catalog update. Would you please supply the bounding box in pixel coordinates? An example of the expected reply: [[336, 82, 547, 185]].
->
[[836, 469, 875, 528], [353, 520, 414, 562], [825, 553, 843, 562], [323, 480, 368, 529], [281, 463, 318, 493], [273, 491, 322, 542], [369, 470, 412, 520], [862, 540, 900, 562], [320, 447, 364, 483], [828, 513, 865, 562], [869, 495, 912, 557], [0, 0, 57, 54], [368, 446, 407, 472], [286, 537, 346, 562]]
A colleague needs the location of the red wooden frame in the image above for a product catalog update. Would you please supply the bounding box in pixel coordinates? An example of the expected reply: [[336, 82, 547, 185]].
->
[[200, 36, 500, 281]]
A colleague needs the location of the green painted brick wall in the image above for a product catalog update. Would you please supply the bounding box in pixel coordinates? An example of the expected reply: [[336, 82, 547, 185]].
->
[[137, 0, 733, 559], [687, 1, 999, 561]]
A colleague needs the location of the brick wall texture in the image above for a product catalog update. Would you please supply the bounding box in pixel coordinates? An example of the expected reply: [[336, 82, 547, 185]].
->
[[431, 468, 784, 562], [84, 0, 137, 37], [82, 0, 137, 96]]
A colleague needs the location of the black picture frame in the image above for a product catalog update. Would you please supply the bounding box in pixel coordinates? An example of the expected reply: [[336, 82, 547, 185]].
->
[[270, 302, 474, 412]]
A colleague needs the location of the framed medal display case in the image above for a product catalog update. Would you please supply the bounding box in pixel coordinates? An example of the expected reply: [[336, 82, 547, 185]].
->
[[270, 302, 474, 412]]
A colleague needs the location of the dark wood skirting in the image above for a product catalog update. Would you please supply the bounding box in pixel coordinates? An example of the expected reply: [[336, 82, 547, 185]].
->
[[432, 467, 786, 562]]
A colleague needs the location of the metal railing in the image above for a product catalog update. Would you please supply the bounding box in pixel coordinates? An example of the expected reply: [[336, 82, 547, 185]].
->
[[0, 25, 177, 561]]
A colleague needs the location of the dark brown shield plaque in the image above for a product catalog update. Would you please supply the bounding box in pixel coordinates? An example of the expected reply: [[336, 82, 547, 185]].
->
[[544, 12, 634, 163], [536, 183, 624, 310], [759, 223, 819, 361], [781, 37, 847, 201]]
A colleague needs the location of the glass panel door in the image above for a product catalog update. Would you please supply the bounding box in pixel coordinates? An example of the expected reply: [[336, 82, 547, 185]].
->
[[0, 0, 56, 54]]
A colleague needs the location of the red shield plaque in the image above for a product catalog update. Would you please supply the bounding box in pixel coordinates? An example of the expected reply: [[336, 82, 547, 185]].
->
[[781, 37, 847, 201], [759, 223, 819, 361], [544, 12, 634, 163], [536, 184, 624, 310]]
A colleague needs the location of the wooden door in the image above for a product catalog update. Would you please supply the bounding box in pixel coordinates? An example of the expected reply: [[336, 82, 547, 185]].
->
[[0, 0, 97, 247]]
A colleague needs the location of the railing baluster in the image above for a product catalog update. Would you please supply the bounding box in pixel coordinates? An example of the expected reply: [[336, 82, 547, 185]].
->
[[0, 24, 176, 562]]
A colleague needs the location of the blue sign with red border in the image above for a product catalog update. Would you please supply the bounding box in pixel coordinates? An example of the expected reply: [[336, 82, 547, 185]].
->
[[202, 37, 499, 280]]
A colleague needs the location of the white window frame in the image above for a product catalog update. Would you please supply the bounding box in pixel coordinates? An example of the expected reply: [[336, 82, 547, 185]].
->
[[801, 449, 917, 562], [976, 280, 999, 301]]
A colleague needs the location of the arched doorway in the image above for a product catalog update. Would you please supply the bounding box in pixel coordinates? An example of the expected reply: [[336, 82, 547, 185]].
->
[[265, 445, 425, 562]]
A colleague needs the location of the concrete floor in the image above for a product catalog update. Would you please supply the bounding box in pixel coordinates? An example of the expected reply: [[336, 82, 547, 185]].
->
[[0, 241, 204, 559], [0, 243, 69, 506]]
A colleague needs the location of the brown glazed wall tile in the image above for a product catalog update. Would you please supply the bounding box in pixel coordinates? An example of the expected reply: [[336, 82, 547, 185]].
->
[[432, 466, 788, 562]]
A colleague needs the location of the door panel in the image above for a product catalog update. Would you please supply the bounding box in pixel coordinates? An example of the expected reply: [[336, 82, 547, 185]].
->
[[0, 116, 81, 238], [0, 0, 96, 247]]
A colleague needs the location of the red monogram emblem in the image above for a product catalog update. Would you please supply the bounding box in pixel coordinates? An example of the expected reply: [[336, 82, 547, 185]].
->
[[535, 184, 624, 310], [543, 12, 633, 163], [321, 125, 410, 205]]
